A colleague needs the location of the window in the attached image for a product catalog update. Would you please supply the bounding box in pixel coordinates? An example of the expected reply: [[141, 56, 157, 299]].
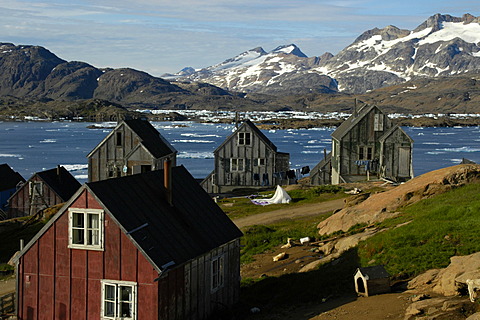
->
[[230, 158, 244, 172], [29, 181, 43, 196], [101, 280, 137, 320], [374, 114, 384, 131], [68, 208, 104, 250], [211, 255, 224, 292], [257, 158, 266, 166], [238, 132, 251, 145], [358, 146, 373, 160], [116, 132, 122, 147]]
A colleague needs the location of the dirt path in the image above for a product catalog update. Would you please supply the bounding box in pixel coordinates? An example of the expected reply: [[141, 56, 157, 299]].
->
[[233, 198, 345, 228]]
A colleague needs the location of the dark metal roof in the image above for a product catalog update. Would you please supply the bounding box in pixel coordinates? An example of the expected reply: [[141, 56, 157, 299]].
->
[[86, 166, 243, 269], [123, 119, 177, 158], [36, 166, 81, 201], [0, 163, 25, 191], [331, 104, 377, 141], [357, 266, 390, 279]]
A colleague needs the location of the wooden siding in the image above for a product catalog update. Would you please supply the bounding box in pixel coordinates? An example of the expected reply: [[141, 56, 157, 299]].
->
[[88, 123, 175, 182], [331, 106, 413, 184], [381, 128, 413, 180], [17, 189, 160, 320], [204, 124, 289, 193], [17, 189, 241, 320], [8, 176, 63, 218]]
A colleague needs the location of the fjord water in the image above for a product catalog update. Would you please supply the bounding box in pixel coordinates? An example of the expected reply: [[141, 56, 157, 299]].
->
[[1, 121, 479, 183]]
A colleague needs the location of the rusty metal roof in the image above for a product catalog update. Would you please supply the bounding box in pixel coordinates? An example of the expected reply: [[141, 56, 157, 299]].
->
[[86, 166, 243, 270], [0, 163, 25, 191]]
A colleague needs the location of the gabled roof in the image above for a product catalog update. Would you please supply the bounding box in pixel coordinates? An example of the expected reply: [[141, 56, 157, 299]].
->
[[19, 166, 243, 273], [356, 266, 390, 279], [87, 119, 177, 159], [378, 125, 414, 143], [331, 104, 377, 141], [36, 166, 81, 201], [311, 152, 332, 174], [215, 120, 278, 153], [0, 163, 25, 191]]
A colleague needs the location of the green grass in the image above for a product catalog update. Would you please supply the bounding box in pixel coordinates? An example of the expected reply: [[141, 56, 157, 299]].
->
[[358, 183, 480, 279], [221, 185, 346, 220], [0, 220, 46, 263], [240, 215, 330, 264]]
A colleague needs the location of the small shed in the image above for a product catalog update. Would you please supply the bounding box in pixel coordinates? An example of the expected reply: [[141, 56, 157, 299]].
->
[[354, 266, 390, 297], [7, 166, 80, 219], [0, 163, 25, 215]]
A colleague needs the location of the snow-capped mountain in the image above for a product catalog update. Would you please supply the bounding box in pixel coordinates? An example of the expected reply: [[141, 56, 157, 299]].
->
[[318, 13, 480, 92], [164, 44, 338, 95], [168, 14, 480, 94]]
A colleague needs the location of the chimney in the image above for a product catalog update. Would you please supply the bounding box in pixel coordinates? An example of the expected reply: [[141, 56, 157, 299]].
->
[[163, 159, 173, 206], [57, 165, 61, 176], [353, 98, 358, 117]]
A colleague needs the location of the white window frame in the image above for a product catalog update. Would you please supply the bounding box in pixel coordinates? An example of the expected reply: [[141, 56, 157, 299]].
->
[[211, 255, 225, 293], [68, 208, 104, 250], [238, 132, 251, 146], [230, 158, 244, 172], [257, 158, 266, 166], [29, 181, 43, 196], [101, 280, 137, 320]]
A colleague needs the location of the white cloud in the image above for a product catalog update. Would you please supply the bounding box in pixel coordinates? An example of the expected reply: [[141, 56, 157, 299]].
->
[[0, 0, 479, 75]]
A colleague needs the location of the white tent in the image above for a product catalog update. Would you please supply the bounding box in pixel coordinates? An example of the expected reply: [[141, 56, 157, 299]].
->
[[251, 185, 292, 206]]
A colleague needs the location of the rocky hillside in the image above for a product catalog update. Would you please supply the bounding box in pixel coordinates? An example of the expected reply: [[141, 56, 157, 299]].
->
[[170, 14, 480, 94], [317, 164, 480, 236]]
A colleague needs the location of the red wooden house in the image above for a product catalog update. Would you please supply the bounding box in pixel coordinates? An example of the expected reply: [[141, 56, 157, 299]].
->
[[8, 166, 80, 219], [15, 164, 243, 319]]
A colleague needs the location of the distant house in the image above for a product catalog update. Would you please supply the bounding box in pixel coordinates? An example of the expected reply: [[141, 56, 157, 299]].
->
[[309, 151, 331, 186], [8, 166, 80, 218], [312, 104, 414, 185], [16, 165, 243, 319], [202, 120, 290, 193], [0, 163, 25, 216], [354, 266, 390, 297], [87, 119, 177, 182]]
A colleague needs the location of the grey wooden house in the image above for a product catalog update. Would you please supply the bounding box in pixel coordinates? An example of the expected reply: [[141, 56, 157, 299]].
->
[[87, 119, 177, 182], [354, 266, 390, 297], [202, 120, 290, 193], [312, 104, 413, 185], [8, 166, 80, 218]]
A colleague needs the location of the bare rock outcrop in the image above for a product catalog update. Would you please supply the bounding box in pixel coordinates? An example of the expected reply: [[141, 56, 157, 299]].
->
[[318, 164, 480, 236]]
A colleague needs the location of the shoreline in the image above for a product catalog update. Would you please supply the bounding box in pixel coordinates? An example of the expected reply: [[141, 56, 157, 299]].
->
[[2, 115, 480, 130]]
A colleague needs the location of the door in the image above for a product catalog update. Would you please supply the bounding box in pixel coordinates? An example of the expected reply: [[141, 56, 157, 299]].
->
[[398, 147, 411, 177]]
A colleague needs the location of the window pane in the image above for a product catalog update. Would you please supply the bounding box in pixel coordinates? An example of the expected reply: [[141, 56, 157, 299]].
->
[[120, 302, 132, 317], [105, 284, 116, 300], [120, 286, 132, 302], [72, 229, 84, 244], [87, 230, 99, 245], [87, 213, 99, 228], [104, 301, 115, 317], [245, 133, 251, 145], [72, 212, 84, 228]]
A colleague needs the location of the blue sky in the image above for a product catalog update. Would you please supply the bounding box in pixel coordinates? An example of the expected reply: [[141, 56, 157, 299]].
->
[[0, 0, 479, 76]]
